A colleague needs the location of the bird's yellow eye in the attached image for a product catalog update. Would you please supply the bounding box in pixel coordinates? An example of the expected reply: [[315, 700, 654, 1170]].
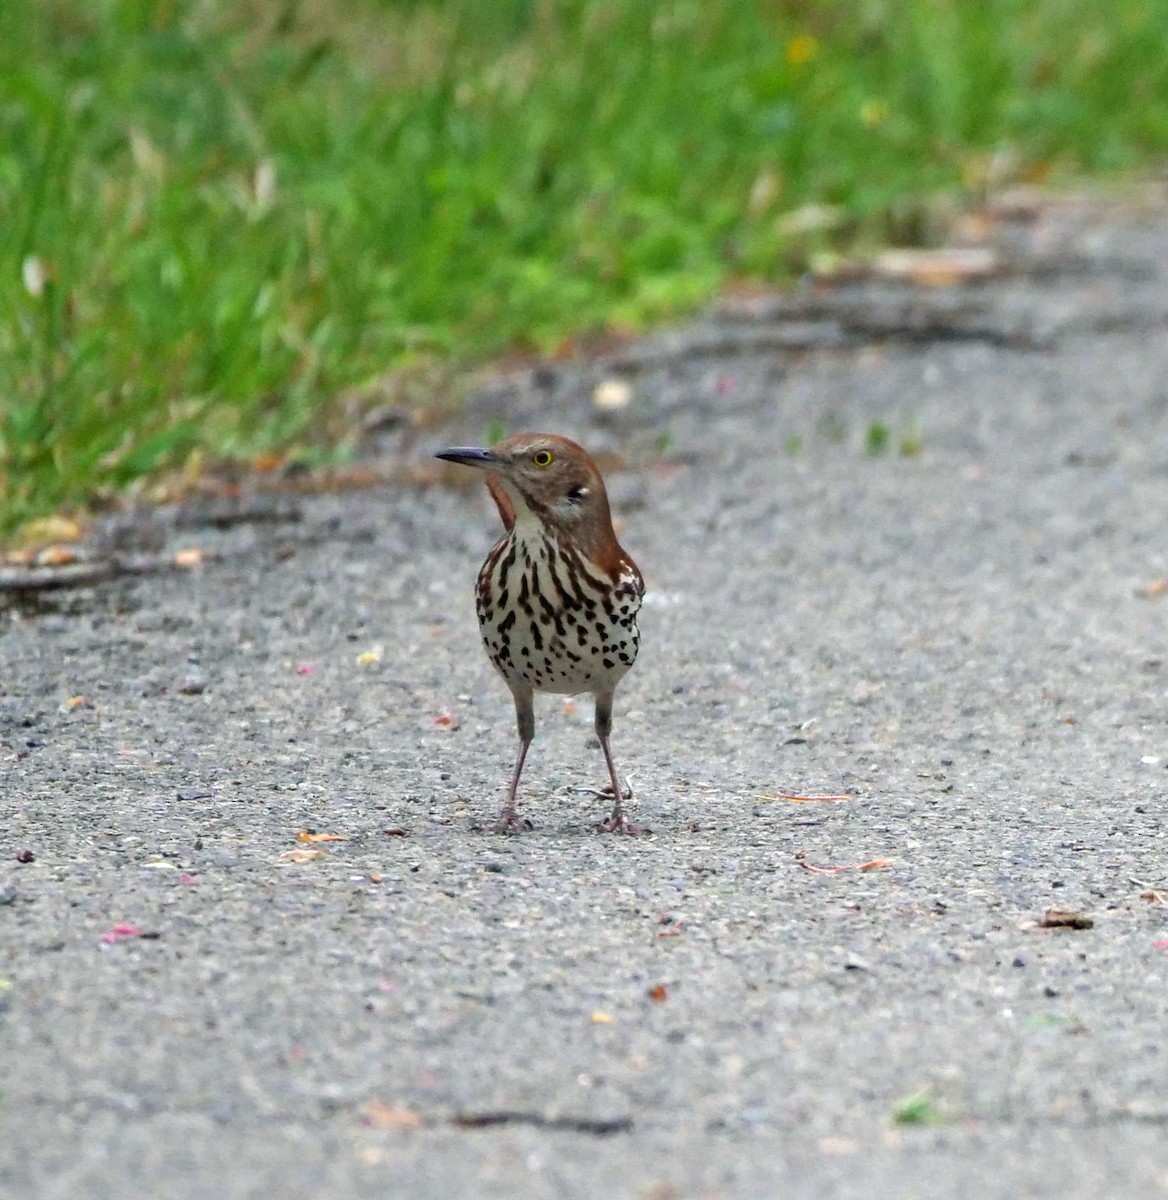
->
[[532, 449, 554, 467]]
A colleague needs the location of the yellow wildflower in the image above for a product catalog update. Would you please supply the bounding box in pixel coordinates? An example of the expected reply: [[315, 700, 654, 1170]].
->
[[786, 34, 819, 66]]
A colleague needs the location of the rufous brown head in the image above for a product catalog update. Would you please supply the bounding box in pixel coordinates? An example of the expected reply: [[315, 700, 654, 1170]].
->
[[436, 433, 621, 565]]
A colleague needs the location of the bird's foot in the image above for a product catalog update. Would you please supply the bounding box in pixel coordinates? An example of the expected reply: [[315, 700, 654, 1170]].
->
[[494, 807, 533, 834], [597, 806, 648, 835]]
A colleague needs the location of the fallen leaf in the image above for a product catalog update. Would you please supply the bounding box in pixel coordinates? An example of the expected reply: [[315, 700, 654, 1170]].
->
[[278, 848, 327, 864], [357, 647, 383, 666], [1136, 579, 1168, 598], [589, 1011, 616, 1024], [369, 873, 383, 883], [1140, 890, 1166, 904], [63, 695, 91, 710], [795, 851, 893, 875], [36, 544, 78, 567], [362, 1100, 425, 1130], [296, 831, 346, 843], [1038, 909, 1094, 930], [432, 711, 458, 728], [100, 923, 144, 944], [174, 547, 204, 568], [647, 984, 667, 1003]]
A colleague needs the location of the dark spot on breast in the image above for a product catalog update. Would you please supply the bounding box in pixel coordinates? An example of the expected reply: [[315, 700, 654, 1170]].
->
[[496, 543, 515, 591]]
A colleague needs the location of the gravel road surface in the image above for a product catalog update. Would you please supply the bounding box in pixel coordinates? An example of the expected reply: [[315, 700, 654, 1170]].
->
[[4, 194, 1168, 1199]]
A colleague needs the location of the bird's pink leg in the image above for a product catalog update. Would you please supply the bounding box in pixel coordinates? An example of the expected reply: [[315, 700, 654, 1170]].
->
[[497, 683, 535, 833], [593, 689, 644, 835]]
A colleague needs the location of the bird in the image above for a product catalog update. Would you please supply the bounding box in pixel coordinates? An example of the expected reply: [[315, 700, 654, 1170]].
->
[[436, 433, 645, 834]]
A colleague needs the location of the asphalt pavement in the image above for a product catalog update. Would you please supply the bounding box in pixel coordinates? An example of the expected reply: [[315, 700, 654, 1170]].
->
[[3, 191, 1168, 1199]]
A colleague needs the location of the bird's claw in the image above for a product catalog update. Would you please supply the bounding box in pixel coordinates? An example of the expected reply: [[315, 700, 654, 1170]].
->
[[595, 775, 643, 833], [494, 808, 534, 834], [597, 811, 647, 835]]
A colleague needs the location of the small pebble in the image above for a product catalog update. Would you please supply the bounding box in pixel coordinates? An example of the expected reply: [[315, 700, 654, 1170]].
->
[[178, 671, 207, 695]]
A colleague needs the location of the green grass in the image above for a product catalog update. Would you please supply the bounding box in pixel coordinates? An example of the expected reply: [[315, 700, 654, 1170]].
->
[[865, 420, 891, 456], [3, 0, 1168, 532], [892, 1088, 946, 1126]]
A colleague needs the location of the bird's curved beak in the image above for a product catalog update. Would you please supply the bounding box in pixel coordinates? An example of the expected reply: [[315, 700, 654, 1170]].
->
[[435, 446, 499, 470]]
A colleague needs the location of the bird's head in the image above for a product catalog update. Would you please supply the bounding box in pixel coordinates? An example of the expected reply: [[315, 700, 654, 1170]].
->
[[436, 432, 617, 559]]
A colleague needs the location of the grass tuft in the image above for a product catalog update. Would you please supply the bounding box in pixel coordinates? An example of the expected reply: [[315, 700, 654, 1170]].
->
[[892, 1089, 946, 1125], [3, 0, 1168, 529]]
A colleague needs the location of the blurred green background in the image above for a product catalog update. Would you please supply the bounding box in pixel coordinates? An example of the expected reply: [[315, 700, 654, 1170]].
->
[[3, 0, 1167, 533]]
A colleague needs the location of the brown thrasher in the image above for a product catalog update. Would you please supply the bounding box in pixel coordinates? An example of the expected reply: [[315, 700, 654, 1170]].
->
[[436, 433, 644, 833]]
